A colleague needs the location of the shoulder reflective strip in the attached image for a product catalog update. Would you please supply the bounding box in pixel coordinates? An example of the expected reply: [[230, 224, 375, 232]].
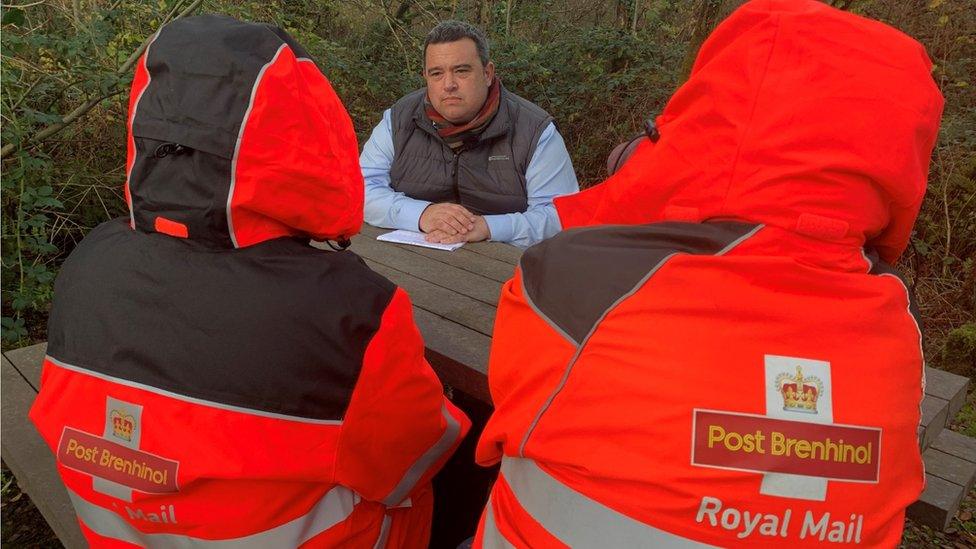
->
[[714, 224, 763, 255], [46, 355, 342, 425], [67, 485, 359, 548], [226, 43, 288, 249], [480, 496, 516, 549], [372, 514, 392, 549], [382, 403, 461, 506], [126, 32, 159, 230], [501, 458, 715, 548], [517, 223, 763, 457]]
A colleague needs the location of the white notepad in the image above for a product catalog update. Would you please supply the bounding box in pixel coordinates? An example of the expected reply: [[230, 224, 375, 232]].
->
[[376, 229, 465, 251]]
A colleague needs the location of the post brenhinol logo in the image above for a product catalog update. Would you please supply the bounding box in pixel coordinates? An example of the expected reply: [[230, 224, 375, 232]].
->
[[692, 355, 882, 501], [56, 397, 180, 502]]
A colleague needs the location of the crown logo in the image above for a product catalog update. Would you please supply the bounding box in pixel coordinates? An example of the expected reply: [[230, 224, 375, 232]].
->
[[776, 366, 823, 413], [111, 409, 135, 441]]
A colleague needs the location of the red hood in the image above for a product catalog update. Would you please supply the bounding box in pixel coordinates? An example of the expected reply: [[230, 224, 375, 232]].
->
[[556, 0, 943, 265], [123, 15, 362, 248]]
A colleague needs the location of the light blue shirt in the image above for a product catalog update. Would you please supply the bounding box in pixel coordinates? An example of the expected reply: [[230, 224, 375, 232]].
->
[[361, 109, 579, 249]]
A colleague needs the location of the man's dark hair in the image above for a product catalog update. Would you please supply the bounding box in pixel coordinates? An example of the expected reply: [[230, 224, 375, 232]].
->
[[424, 21, 490, 67]]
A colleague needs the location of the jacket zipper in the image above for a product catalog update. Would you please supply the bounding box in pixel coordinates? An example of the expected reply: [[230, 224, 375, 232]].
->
[[451, 149, 462, 203]]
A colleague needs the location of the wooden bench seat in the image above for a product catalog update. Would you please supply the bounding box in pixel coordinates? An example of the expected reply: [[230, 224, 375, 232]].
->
[[7, 339, 972, 544], [2, 343, 84, 548]]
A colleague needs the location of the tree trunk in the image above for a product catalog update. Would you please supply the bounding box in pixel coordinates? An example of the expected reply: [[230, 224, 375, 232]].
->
[[630, 0, 640, 36], [505, 0, 515, 37], [477, 0, 492, 28]]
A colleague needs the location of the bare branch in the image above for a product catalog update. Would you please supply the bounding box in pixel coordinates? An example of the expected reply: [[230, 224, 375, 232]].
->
[[0, 1, 46, 8], [1, 0, 204, 159]]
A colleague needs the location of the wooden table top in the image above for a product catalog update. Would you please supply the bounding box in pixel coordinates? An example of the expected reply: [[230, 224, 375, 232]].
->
[[318, 224, 523, 402]]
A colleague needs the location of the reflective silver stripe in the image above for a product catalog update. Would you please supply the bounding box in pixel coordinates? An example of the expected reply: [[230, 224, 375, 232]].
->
[[226, 43, 288, 248], [480, 496, 516, 549], [372, 514, 392, 549], [501, 458, 715, 548], [860, 248, 874, 272], [46, 355, 341, 425], [517, 224, 764, 457], [879, 272, 927, 466], [382, 403, 462, 505], [714, 224, 764, 255], [126, 32, 159, 229], [68, 485, 359, 548], [521, 271, 577, 346]]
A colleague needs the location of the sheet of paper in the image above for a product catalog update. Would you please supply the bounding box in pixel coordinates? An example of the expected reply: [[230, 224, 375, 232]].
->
[[376, 229, 465, 251]]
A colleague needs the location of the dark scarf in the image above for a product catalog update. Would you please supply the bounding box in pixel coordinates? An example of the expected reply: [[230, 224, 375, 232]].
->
[[425, 77, 501, 148]]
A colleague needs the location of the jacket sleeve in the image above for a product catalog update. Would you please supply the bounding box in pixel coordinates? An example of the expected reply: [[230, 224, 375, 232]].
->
[[553, 138, 658, 229], [335, 287, 470, 505], [361, 109, 432, 231]]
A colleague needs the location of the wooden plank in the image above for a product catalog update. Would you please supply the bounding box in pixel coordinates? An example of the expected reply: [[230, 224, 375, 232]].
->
[[922, 448, 976, 494], [358, 224, 390, 239], [930, 429, 976, 464], [906, 473, 965, 531], [4, 341, 47, 389], [1, 355, 84, 549], [919, 394, 949, 450], [463, 240, 523, 266], [364, 259, 497, 336], [395, 246, 516, 284], [924, 366, 970, 419], [350, 233, 503, 306], [412, 309, 491, 403]]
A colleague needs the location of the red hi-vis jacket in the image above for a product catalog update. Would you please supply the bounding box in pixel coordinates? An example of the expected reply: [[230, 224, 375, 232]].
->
[[29, 16, 469, 548], [475, 1, 943, 547]]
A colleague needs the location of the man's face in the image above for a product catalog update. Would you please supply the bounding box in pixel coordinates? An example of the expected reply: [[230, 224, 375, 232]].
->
[[424, 38, 495, 125]]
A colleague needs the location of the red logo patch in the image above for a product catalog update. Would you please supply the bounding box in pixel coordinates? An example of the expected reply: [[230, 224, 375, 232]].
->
[[57, 426, 179, 493], [692, 409, 881, 483]]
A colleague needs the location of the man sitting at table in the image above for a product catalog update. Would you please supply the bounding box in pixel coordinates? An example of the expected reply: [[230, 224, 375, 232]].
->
[[361, 20, 578, 249], [29, 15, 468, 548]]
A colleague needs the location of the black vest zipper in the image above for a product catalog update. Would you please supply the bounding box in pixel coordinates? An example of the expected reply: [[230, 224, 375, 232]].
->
[[451, 149, 462, 203]]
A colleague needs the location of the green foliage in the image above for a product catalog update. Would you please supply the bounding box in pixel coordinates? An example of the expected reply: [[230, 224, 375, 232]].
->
[[851, 0, 976, 368], [1, 1, 163, 346], [941, 322, 976, 377], [494, 26, 682, 178], [0, 0, 973, 370]]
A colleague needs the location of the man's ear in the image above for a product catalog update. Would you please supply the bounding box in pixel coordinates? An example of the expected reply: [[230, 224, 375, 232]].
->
[[485, 61, 495, 84]]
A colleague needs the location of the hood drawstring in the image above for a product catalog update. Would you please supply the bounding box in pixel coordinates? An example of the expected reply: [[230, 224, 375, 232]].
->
[[326, 237, 351, 251]]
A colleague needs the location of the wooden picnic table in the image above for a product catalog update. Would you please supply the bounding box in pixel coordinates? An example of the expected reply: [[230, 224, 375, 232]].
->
[[330, 224, 524, 403]]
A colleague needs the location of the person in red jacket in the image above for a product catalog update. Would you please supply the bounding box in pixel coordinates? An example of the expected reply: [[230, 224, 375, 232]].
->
[[474, 1, 942, 547], [29, 15, 469, 548]]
